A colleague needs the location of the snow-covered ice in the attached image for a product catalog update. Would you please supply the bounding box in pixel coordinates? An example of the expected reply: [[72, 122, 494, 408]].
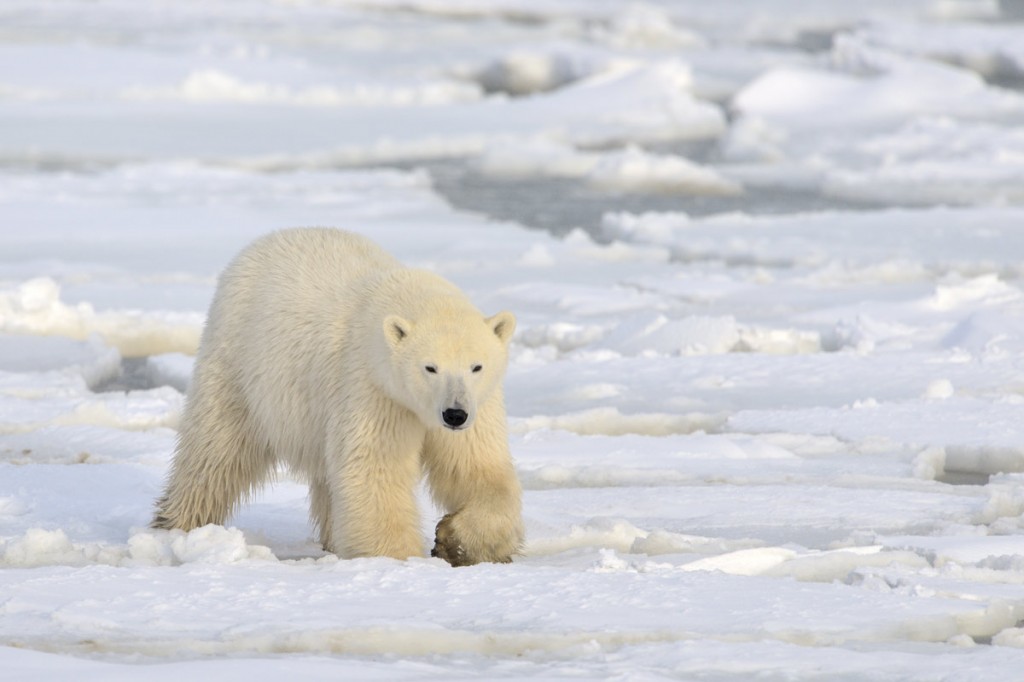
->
[[3, 1, 1024, 679]]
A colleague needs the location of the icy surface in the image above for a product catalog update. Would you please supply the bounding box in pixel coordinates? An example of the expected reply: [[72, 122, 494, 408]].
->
[[3, 1, 1024, 679]]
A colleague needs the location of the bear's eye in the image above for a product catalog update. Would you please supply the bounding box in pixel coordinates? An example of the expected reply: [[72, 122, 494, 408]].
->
[[472, 365, 483, 373], [425, 365, 438, 374]]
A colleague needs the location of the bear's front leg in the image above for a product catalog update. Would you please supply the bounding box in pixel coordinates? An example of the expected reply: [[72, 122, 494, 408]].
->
[[422, 399, 524, 566], [326, 416, 426, 560]]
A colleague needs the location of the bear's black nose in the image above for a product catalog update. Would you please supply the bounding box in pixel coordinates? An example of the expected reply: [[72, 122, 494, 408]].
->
[[442, 408, 468, 428]]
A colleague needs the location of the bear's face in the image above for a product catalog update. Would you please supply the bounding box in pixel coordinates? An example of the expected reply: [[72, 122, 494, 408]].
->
[[381, 310, 515, 431]]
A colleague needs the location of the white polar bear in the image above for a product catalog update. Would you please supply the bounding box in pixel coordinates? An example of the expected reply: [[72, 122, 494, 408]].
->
[[153, 228, 524, 565]]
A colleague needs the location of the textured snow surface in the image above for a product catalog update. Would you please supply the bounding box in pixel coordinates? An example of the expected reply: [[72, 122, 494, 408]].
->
[[3, 1, 1024, 679]]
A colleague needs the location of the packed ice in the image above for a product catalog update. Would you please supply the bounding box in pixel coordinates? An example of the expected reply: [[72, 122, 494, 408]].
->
[[2, 0, 1024, 679]]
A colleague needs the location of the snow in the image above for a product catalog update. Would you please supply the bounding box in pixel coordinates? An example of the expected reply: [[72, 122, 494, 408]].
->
[[477, 139, 741, 195], [3, 0, 1024, 679], [854, 20, 1024, 83]]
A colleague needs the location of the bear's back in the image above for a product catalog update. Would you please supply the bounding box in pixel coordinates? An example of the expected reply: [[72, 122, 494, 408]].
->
[[197, 229, 408, 460], [234, 228, 398, 288], [211, 229, 397, 329]]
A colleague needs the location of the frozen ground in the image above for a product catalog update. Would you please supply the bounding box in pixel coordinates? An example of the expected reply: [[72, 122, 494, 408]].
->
[[3, 1, 1024, 679]]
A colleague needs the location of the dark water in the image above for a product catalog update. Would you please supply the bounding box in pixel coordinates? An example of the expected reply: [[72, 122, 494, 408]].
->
[[93, 357, 155, 392], [424, 159, 884, 239]]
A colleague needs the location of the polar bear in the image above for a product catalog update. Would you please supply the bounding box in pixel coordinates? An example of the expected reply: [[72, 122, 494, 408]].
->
[[152, 228, 523, 566]]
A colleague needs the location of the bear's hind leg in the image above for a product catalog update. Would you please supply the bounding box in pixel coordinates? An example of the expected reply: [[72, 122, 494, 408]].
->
[[309, 478, 333, 550], [153, 370, 272, 530]]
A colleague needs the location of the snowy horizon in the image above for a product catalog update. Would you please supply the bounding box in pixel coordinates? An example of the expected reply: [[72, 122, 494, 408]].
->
[[3, 1, 1024, 679]]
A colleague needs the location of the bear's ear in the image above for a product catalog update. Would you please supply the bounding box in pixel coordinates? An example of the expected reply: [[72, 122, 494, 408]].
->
[[383, 315, 412, 349], [487, 311, 516, 345]]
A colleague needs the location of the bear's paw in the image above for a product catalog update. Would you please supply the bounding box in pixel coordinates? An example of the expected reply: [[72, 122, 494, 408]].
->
[[431, 512, 515, 567]]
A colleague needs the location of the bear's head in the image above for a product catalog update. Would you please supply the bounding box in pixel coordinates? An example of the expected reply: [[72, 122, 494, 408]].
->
[[380, 307, 515, 431]]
